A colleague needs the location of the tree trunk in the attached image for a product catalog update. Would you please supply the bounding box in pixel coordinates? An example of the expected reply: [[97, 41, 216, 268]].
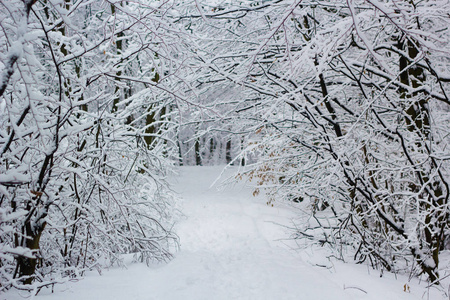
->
[[225, 140, 232, 164], [195, 139, 202, 166]]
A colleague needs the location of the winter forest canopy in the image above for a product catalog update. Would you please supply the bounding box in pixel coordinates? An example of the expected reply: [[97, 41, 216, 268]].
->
[[0, 0, 449, 294]]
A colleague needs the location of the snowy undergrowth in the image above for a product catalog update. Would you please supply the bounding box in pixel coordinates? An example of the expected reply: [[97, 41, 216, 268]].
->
[[4, 166, 447, 300]]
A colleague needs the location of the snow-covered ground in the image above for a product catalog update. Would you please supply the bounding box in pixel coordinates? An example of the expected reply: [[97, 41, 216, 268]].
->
[[4, 166, 446, 299]]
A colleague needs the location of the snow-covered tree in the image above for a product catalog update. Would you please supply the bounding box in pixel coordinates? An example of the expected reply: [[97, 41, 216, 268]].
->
[[178, 0, 450, 283], [0, 0, 184, 291]]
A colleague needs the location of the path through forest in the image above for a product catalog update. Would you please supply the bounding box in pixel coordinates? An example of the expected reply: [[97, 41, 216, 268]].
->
[[6, 166, 439, 300]]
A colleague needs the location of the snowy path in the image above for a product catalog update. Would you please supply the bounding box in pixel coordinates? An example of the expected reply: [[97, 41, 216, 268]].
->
[[6, 166, 440, 300], [166, 166, 346, 300]]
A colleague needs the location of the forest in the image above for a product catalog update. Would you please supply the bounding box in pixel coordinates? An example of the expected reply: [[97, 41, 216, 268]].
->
[[0, 0, 449, 294]]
